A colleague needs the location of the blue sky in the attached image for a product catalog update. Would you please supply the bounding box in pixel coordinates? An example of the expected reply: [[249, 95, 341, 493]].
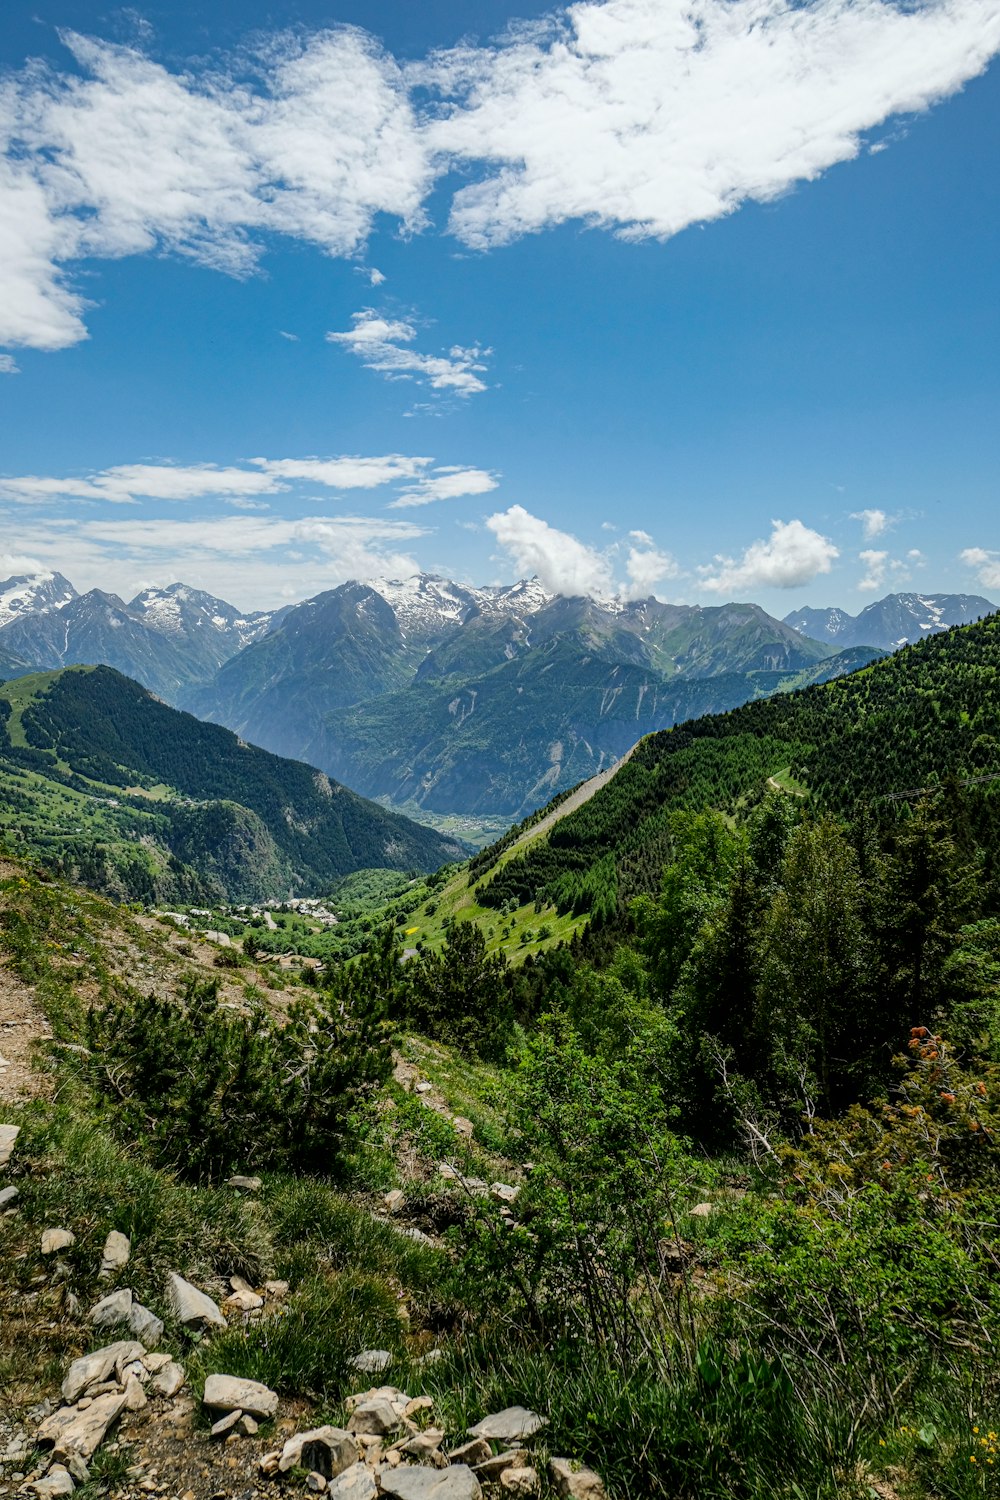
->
[[0, 0, 998, 613]]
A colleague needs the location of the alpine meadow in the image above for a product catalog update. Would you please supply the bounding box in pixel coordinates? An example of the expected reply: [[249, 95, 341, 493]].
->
[[2, 1, 1000, 1498]]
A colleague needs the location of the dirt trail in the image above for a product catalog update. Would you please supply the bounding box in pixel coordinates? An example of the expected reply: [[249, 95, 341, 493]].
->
[[507, 739, 643, 855], [0, 956, 51, 1104]]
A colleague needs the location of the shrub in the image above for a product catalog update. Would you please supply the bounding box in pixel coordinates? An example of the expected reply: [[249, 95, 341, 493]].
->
[[86, 975, 391, 1183]]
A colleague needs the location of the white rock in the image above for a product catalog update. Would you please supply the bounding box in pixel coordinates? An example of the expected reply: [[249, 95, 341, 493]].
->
[[165, 1271, 225, 1328], [99, 1230, 131, 1278], [548, 1458, 608, 1499], [40, 1391, 127, 1462], [41, 1228, 75, 1256], [384, 1190, 406, 1213], [225, 1175, 262, 1192], [379, 1466, 482, 1499], [467, 1408, 547, 1443], [0, 1124, 19, 1168], [0, 1185, 19, 1209], [28, 1464, 75, 1498], [278, 1427, 359, 1476], [350, 1349, 392, 1375], [123, 1375, 147, 1412], [500, 1469, 540, 1496], [128, 1302, 164, 1348], [490, 1183, 519, 1205], [347, 1398, 401, 1438], [62, 1341, 144, 1404], [211, 1409, 244, 1439], [414, 1082, 433, 1095], [328, 1463, 377, 1499], [204, 1373, 278, 1419], [689, 1202, 713, 1218], [149, 1361, 185, 1398], [89, 1288, 133, 1329], [448, 1439, 492, 1466]]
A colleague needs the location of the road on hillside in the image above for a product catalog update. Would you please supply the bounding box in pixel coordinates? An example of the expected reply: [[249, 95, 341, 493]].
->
[[508, 740, 644, 855]]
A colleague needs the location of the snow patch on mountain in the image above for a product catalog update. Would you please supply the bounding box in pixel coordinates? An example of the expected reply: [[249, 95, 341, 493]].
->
[[0, 571, 78, 628]]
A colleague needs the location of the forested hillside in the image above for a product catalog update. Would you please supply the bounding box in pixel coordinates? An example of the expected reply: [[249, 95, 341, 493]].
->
[[0, 666, 465, 902]]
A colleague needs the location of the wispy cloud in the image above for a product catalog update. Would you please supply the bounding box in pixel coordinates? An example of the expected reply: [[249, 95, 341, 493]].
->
[[0, 354, 19, 375], [389, 466, 499, 508], [3, 2, 997, 354], [327, 311, 491, 397], [850, 508, 893, 540], [698, 519, 838, 594]]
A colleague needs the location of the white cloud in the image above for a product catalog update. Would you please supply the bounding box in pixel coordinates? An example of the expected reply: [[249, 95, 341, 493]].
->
[[368, 267, 386, 286], [0, 453, 447, 506], [5, 1, 996, 353], [0, 512, 429, 609], [0, 354, 20, 375], [625, 539, 679, 597], [428, 0, 1000, 248], [960, 547, 1000, 592], [279, 330, 299, 341], [486, 504, 616, 598], [699, 518, 839, 594], [857, 548, 889, 591], [389, 466, 499, 508], [0, 552, 46, 577], [327, 310, 491, 396], [252, 454, 431, 488], [850, 507, 892, 539]]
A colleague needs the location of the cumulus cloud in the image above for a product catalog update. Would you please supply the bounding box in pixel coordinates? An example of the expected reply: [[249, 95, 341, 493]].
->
[[389, 466, 499, 508], [699, 518, 839, 594], [327, 310, 491, 396], [2, 2, 998, 353], [960, 547, 1000, 591], [625, 538, 680, 596], [850, 507, 892, 539], [486, 504, 616, 598], [0, 552, 46, 576], [857, 548, 889, 591]]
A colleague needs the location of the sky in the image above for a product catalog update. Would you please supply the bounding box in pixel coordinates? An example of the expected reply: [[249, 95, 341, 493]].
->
[[0, 0, 998, 614]]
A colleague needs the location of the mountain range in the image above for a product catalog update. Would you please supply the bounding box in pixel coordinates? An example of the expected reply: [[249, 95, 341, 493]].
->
[[784, 591, 996, 650], [0, 567, 994, 822]]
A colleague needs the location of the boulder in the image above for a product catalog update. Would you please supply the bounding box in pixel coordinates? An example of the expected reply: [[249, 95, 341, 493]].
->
[[278, 1427, 358, 1476], [397, 1429, 446, 1460], [27, 1465, 75, 1498], [490, 1184, 519, 1205], [467, 1408, 547, 1443], [128, 1302, 164, 1348], [500, 1469, 540, 1496], [448, 1439, 492, 1467], [548, 1458, 608, 1500], [0, 1185, 19, 1209], [347, 1398, 401, 1438], [0, 1124, 19, 1168], [474, 1451, 529, 1483], [41, 1228, 75, 1256], [149, 1360, 185, 1398], [226, 1175, 262, 1192], [165, 1272, 225, 1328], [203, 1373, 279, 1420], [379, 1468, 482, 1499], [211, 1410, 244, 1440], [99, 1231, 131, 1278], [62, 1341, 144, 1404], [42, 1391, 128, 1462], [328, 1464, 377, 1499], [89, 1288, 133, 1330], [350, 1349, 392, 1375]]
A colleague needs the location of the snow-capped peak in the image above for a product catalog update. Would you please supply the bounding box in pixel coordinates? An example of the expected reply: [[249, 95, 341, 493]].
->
[[0, 571, 78, 629]]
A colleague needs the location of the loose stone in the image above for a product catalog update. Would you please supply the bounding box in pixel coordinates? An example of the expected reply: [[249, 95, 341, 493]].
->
[[467, 1408, 548, 1443], [165, 1272, 225, 1329]]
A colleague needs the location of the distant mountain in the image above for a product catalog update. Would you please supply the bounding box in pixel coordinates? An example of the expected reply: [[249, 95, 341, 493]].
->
[[786, 592, 997, 650], [187, 583, 840, 820], [0, 570, 78, 627], [128, 583, 275, 681], [0, 590, 197, 699], [0, 665, 466, 904]]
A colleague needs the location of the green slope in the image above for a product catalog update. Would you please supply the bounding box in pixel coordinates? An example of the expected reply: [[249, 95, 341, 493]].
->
[[0, 666, 467, 903], [461, 612, 1000, 928]]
